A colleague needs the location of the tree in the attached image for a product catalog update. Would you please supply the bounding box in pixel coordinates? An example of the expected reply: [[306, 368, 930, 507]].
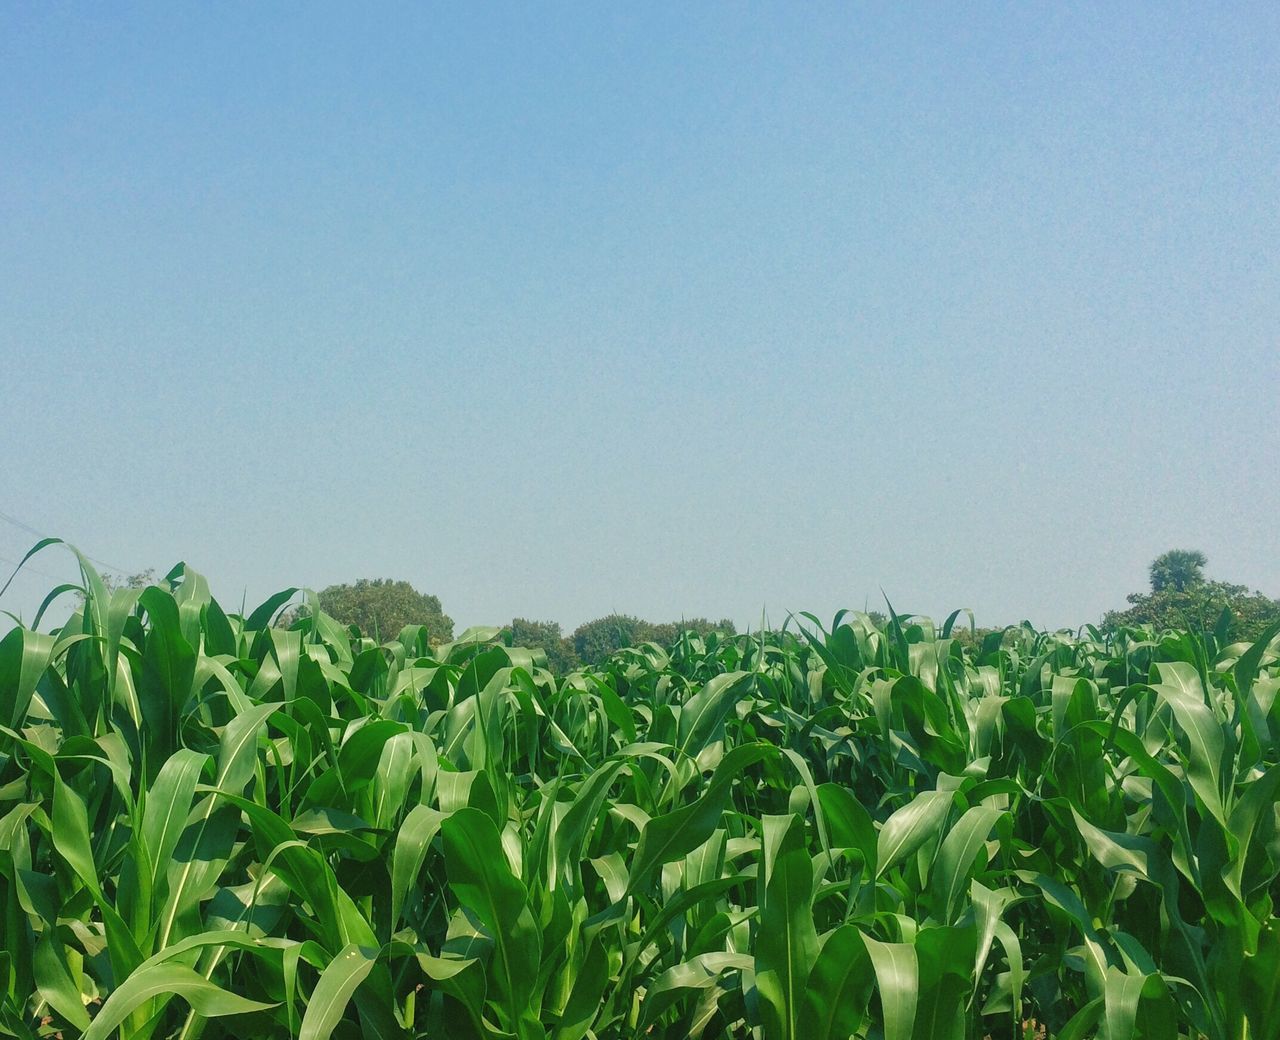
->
[[1104, 550, 1279, 642], [312, 578, 453, 643], [505, 618, 579, 673], [1148, 549, 1207, 593], [103, 568, 158, 593], [572, 614, 650, 665], [644, 617, 738, 646], [571, 614, 738, 665], [76, 568, 157, 606]]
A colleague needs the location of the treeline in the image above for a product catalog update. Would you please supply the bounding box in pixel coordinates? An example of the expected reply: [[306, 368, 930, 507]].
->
[[267, 579, 736, 666], [1101, 548, 1279, 641], [505, 614, 737, 670], [100, 548, 1278, 672]]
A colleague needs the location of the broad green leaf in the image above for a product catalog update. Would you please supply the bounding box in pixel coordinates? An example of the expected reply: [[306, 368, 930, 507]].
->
[[876, 789, 952, 879], [799, 925, 873, 1040], [298, 944, 376, 1040], [755, 814, 818, 1040], [628, 742, 775, 892], [1242, 918, 1280, 1040], [82, 964, 275, 1040], [862, 933, 917, 1040], [933, 805, 1003, 922], [390, 803, 446, 928], [1152, 662, 1226, 825], [442, 807, 543, 1035], [554, 934, 608, 1040], [140, 748, 209, 895]]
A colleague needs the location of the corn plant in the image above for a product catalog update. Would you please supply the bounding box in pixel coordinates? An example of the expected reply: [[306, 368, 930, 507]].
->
[[0, 542, 1277, 1039]]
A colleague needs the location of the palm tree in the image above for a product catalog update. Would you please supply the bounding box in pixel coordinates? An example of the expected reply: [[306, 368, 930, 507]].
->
[[1148, 549, 1208, 593]]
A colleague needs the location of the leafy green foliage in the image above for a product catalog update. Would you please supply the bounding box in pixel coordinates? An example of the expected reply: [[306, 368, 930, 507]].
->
[[503, 618, 579, 673], [304, 577, 454, 644], [1106, 549, 1279, 641], [72, 567, 157, 609], [1, 544, 1279, 1039], [1106, 579, 1280, 641], [1148, 548, 1208, 592], [570, 613, 650, 663], [571, 613, 737, 664]]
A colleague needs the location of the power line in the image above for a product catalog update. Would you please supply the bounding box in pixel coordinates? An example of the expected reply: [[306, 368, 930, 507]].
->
[[0, 553, 64, 582], [0, 507, 135, 576]]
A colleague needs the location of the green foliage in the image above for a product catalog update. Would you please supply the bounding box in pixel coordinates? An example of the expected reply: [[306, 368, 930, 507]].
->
[[571, 612, 650, 663], [1106, 579, 1280, 641], [311, 577, 454, 644], [571, 613, 737, 664], [645, 616, 738, 647], [3, 541, 1280, 1039], [1148, 548, 1207, 592], [504, 618, 579, 672], [74, 567, 157, 607], [1107, 549, 1279, 641]]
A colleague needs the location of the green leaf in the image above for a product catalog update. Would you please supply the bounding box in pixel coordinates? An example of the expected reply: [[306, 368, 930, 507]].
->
[[298, 944, 376, 1040], [141, 748, 209, 896], [82, 964, 276, 1040], [1152, 662, 1227, 825], [676, 671, 752, 759], [390, 804, 445, 929], [933, 805, 1004, 922], [33, 931, 91, 1030], [755, 814, 819, 1040], [1241, 918, 1280, 1040], [554, 934, 608, 1040], [876, 789, 952, 879], [862, 933, 917, 1040], [628, 742, 775, 892], [799, 925, 873, 1040], [442, 807, 543, 1035], [0, 627, 54, 731]]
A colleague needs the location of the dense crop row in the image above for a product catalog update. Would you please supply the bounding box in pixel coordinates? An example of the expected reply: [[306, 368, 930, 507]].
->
[[1, 546, 1279, 1038]]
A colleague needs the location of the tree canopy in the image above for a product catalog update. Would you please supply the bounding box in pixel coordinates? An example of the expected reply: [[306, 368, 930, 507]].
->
[[499, 615, 741, 671], [504, 617, 579, 673], [1105, 549, 1279, 641], [570, 614, 737, 665], [1148, 548, 1208, 593], [314, 578, 454, 643]]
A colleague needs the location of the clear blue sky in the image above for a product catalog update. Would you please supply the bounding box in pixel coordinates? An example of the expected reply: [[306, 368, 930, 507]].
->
[[2, 3, 1277, 634]]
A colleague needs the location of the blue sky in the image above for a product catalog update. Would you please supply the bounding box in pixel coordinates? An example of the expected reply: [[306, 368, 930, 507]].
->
[[2, 3, 1277, 633]]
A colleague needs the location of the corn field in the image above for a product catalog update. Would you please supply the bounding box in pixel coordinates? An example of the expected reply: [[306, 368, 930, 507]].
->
[[1, 547, 1279, 1039]]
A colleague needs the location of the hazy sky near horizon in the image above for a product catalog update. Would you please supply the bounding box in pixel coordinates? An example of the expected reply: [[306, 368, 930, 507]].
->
[[2, 3, 1278, 634]]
